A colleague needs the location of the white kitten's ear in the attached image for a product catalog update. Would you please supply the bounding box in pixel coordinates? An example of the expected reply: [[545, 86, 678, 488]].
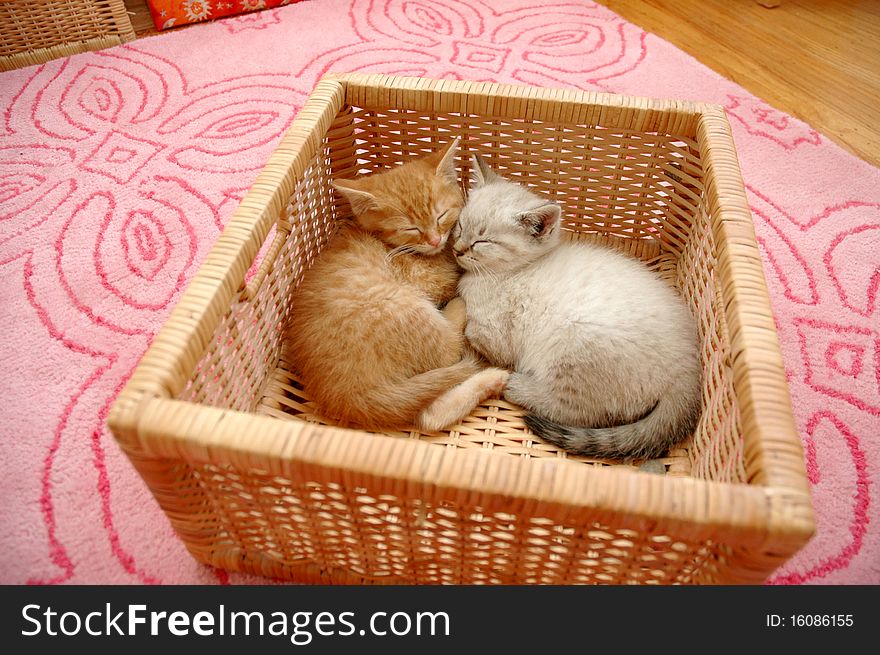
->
[[469, 154, 501, 190], [517, 203, 561, 238], [332, 179, 377, 215], [432, 136, 460, 184]]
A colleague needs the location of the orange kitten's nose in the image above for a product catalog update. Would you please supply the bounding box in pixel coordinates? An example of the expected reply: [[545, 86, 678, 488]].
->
[[427, 234, 441, 248]]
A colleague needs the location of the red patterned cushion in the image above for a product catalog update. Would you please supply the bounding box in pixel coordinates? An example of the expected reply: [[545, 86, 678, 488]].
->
[[146, 0, 300, 31]]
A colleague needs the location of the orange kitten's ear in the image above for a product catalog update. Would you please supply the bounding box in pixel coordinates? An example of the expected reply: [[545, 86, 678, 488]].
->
[[469, 154, 501, 189], [332, 179, 378, 215], [429, 137, 460, 184]]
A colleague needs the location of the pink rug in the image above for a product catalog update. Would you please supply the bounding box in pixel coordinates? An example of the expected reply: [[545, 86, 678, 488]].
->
[[1, 0, 877, 585]]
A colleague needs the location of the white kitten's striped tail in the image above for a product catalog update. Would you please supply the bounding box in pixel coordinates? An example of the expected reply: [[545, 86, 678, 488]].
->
[[523, 391, 700, 462]]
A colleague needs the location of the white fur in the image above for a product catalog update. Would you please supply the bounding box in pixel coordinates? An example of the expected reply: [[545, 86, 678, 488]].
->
[[453, 156, 701, 460]]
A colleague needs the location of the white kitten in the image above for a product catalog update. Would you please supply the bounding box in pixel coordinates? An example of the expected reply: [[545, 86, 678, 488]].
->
[[453, 155, 701, 461]]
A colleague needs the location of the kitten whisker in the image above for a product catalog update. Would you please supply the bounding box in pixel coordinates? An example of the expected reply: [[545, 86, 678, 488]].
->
[[470, 258, 498, 284], [386, 245, 417, 262]]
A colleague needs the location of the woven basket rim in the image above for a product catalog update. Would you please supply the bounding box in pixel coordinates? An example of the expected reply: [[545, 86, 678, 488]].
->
[[108, 74, 814, 550], [128, 394, 812, 548]]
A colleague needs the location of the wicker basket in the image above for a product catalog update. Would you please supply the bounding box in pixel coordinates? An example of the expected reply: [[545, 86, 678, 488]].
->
[[108, 73, 814, 584], [0, 0, 136, 72]]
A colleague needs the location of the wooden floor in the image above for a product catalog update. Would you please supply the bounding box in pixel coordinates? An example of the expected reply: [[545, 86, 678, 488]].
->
[[123, 0, 880, 167], [601, 0, 880, 167]]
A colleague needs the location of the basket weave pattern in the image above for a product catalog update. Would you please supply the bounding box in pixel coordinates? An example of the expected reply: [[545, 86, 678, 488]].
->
[[109, 74, 814, 584], [0, 0, 135, 71]]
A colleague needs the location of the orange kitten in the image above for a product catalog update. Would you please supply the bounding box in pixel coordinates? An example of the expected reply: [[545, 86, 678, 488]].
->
[[287, 138, 508, 431]]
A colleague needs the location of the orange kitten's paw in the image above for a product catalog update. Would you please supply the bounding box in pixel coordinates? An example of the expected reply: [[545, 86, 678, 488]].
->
[[480, 368, 510, 399], [442, 296, 468, 330], [416, 367, 510, 433]]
